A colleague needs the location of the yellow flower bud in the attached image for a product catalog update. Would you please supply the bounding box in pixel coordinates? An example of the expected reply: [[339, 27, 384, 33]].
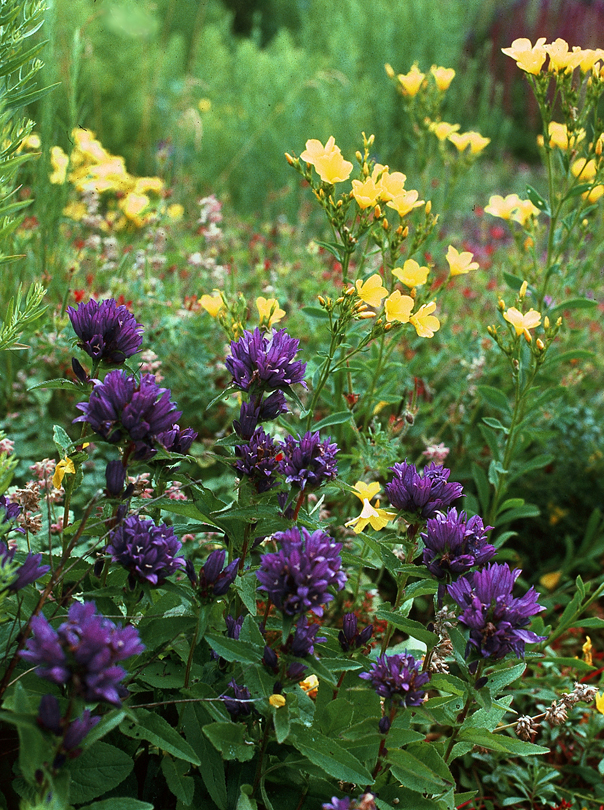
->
[[382, 218, 390, 230], [374, 204, 382, 218], [596, 138, 603, 156], [536, 338, 545, 351], [487, 325, 495, 336], [285, 152, 294, 165], [318, 296, 326, 306], [384, 322, 393, 331], [497, 298, 506, 311], [358, 311, 376, 319], [544, 316, 550, 329], [519, 280, 528, 299], [385, 63, 395, 78], [402, 225, 409, 238], [556, 317, 562, 327], [425, 200, 432, 215], [269, 694, 286, 708]]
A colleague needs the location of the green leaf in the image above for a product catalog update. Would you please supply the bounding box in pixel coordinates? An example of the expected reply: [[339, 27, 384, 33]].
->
[[290, 725, 373, 784], [541, 656, 594, 671], [548, 297, 598, 317], [477, 385, 512, 415], [53, 423, 76, 455], [458, 727, 548, 755], [472, 462, 491, 514], [236, 786, 258, 810], [543, 349, 595, 368], [312, 410, 352, 430], [314, 240, 343, 261], [203, 722, 256, 761], [387, 743, 454, 794], [69, 741, 134, 804], [526, 184, 550, 214], [503, 271, 524, 291], [495, 504, 540, 525], [206, 634, 263, 664], [120, 708, 200, 765], [161, 755, 195, 806], [375, 611, 438, 647], [79, 801, 154, 810], [182, 703, 227, 810], [273, 700, 291, 744], [301, 306, 330, 320], [482, 416, 508, 433], [234, 574, 258, 615]]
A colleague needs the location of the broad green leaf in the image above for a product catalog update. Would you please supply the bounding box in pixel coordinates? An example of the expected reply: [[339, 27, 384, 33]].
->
[[548, 297, 598, 317], [472, 463, 491, 514], [203, 722, 256, 761], [182, 704, 227, 810], [273, 701, 290, 744], [53, 424, 76, 455], [526, 184, 550, 214], [301, 306, 330, 320], [312, 410, 352, 429], [28, 378, 82, 393], [120, 708, 200, 765], [458, 727, 548, 755], [543, 349, 595, 368], [482, 416, 508, 432], [69, 741, 134, 804], [387, 743, 454, 794], [79, 801, 154, 810], [161, 755, 195, 806], [477, 385, 512, 414], [290, 725, 373, 784], [206, 634, 263, 664]]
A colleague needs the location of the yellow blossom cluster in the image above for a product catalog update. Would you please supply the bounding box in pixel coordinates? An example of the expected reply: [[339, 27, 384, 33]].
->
[[428, 121, 490, 155], [502, 37, 604, 76], [390, 62, 456, 97], [485, 194, 540, 226], [50, 129, 165, 228]]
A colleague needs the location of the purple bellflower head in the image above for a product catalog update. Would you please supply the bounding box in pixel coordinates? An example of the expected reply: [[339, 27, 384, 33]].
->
[[0, 542, 49, 593], [359, 652, 430, 707], [106, 515, 185, 587], [105, 460, 126, 497], [235, 427, 281, 493], [0, 494, 24, 535], [233, 391, 288, 440], [74, 370, 182, 461], [278, 431, 338, 491], [222, 679, 253, 717], [37, 695, 100, 755], [156, 424, 198, 455], [187, 549, 239, 600], [421, 507, 496, 579], [447, 563, 547, 660], [68, 298, 143, 365], [289, 615, 326, 657], [338, 613, 374, 652], [20, 600, 144, 706], [385, 460, 463, 520], [256, 526, 347, 617], [225, 328, 307, 394], [323, 794, 376, 810]]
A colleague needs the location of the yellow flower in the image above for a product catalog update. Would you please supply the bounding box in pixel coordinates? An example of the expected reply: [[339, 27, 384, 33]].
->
[[573, 46, 604, 73], [49, 146, 69, 185], [52, 457, 75, 489], [378, 170, 407, 201], [71, 128, 110, 164], [501, 38, 547, 75], [543, 121, 585, 150], [119, 192, 151, 227], [351, 176, 382, 209], [384, 290, 414, 323], [430, 65, 455, 91], [199, 293, 224, 317], [346, 499, 396, 534], [74, 157, 133, 195], [351, 481, 382, 502], [21, 133, 41, 150], [269, 694, 286, 708], [313, 150, 354, 184], [428, 121, 460, 142], [299, 136, 340, 165], [355, 274, 388, 307], [485, 194, 522, 221], [397, 63, 425, 96], [539, 571, 562, 590], [596, 692, 604, 715], [409, 302, 440, 338], [134, 176, 164, 195], [503, 307, 542, 341], [448, 131, 490, 155], [393, 259, 429, 288], [545, 38, 583, 73], [583, 184, 604, 203], [256, 296, 285, 327], [582, 636, 593, 667], [167, 203, 184, 221], [386, 189, 424, 218], [446, 245, 479, 276], [510, 199, 540, 226], [571, 157, 597, 181], [298, 674, 319, 698]]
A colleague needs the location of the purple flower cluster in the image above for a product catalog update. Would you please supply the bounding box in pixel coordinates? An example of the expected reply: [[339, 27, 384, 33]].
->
[[37, 694, 100, 756], [359, 652, 430, 707], [233, 391, 288, 440], [0, 541, 49, 593], [290, 616, 326, 657], [338, 613, 374, 653], [68, 298, 144, 365], [0, 494, 22, 533], [448, 563, 546, 660], [156, 424, 197, 455], [20, 601, 144, 706], [225, 328, 306, 394], [421, 508, 495, 579], [106, 515, 185, 586], [278, 431, 339, 491], [323, 795, 376, 810], [185, 549, 239, 600], [386, 461, 463, 519], [74, 370, 183, 461], [234, 427, 281, 493], [222, 679, 253, 717], [256, 526, 347, 617]]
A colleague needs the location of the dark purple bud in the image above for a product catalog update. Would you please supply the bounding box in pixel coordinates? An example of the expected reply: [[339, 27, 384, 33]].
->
[[37, 694, 62, 735], [286, 662, 307, 681], [378, 716, 391, 734], [63, 710, 101, 753], [185, 559, 197, 586], [105, 460, 126, 497], [263, 645, 279, 669], [225, 614, 244, 640], [71, 357, 88, 383], [475, 676, 488, 690], [221, 679, 253, 717], [204, 550, 226, 584]]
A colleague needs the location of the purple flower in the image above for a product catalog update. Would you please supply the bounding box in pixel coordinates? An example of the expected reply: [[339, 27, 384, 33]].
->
[[233, 391, 288, 440], [225, 614, 244, 640], [37, 694, 63, 735], [74, 370, 182, 460], [256, 526, 347, 617], [37, 695, 101, 755], [187, 549, 239, 599], [385, 460, 463, 519], [221, 679, 253, 717], [0, 542, 49, 593], [62, 709, 101, 753], [156, 425, 198, 455], [235, 427, 281, 493], [225, 328, 307, 394], [0, 495, 24, 535], [105, 460, 126, 497], [447, 563, 547, 660], [359, 652, 430, 707], [323, 794, 376, 810], [68, 298, 143, 365], [289, 616, 326, 657], [338, 613, 374, 652], [278, 431, 338, 491], [421, 508, 496, 579], [20, 600, 144, 706], [106, 515, 185, 586]]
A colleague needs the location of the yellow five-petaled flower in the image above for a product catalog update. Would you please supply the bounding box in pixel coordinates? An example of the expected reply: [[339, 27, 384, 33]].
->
[[345, 481, 396, 535], [256, 296, 285, 328], [355, 274, 388, 307], [446, 245, 479, 276], [53, 457, 76, 490], [503, 307, 542, 342]]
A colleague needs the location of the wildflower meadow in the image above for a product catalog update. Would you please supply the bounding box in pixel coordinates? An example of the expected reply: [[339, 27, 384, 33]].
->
[[1, 2, 604, 809]]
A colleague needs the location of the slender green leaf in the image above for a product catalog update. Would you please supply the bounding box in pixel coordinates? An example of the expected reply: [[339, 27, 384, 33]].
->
[[119, 708, 200, 765]]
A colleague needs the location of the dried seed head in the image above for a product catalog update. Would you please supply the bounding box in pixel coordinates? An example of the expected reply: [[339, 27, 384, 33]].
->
[[545, 700, 568, 726], [516, 715, 540, 741]]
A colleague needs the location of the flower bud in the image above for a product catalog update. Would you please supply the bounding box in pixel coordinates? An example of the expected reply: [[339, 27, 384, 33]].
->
[[385, 63, 395, 78], [285, 153, 294, 165], [425, 200, 432, 215], [318, 296, 326, 306], [519, 280, 528, 299], [374, 204, 382, 218], [556, 317, 562, 327], [382, 218, 389, 230], [544, 316, 550, 329], [536, 338, 545, 351]]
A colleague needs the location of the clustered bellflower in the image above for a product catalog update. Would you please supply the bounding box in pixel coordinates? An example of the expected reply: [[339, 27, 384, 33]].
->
[[338, 613, 374, 652], [448, 562, 546, 660], [256, 526, 347, 617], [233, 391, 288, 440], [386, 460, 463, 519], [74, 370, 183, 461], [0, 541, 49, 593], [106, 515, 185, 587], [421, 507, 496, 579], [225, 327, 307, 394], [234, 427, 281, 493], [20, 600, 144, 706], [278, 431, 339, 491], [37, 694, 100, 757], [359, 652, 430, 707], [185, 549, 239, 600], [68, 298, 144, 365]]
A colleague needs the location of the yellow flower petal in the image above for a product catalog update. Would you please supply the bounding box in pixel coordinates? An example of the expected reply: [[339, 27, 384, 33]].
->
[[256, 296, 285, 327], [346, 499, 396, 534], [446, 245, 479, 276], [397, 63, 425, 96], [351, 177, 382, 209], [539, 571, 562, 590], [430, 65, 456, 91], [352, 481, 381, 502], [299, 136, 339, 165], [386, 189, 424, 218], [409, 302, 440, 338], [199, 293, 224, 317], [595, 692, 604, 715], [392, 259, 430, 288], [378, 170, 407, 201], [385, 291, 414, 323], [503, 307, 542, 341], [428, 121, 460, 141], [52, 458, 75, 489], [501, 38, 547, 75], [355, 274, 388, 307], [313, 150, 354, 184], [269, 694, 286, 708]]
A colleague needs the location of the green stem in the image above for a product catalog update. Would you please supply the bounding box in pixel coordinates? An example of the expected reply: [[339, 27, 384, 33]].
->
[[380, 524, 420, 655], [444, 662, 484, 763]]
